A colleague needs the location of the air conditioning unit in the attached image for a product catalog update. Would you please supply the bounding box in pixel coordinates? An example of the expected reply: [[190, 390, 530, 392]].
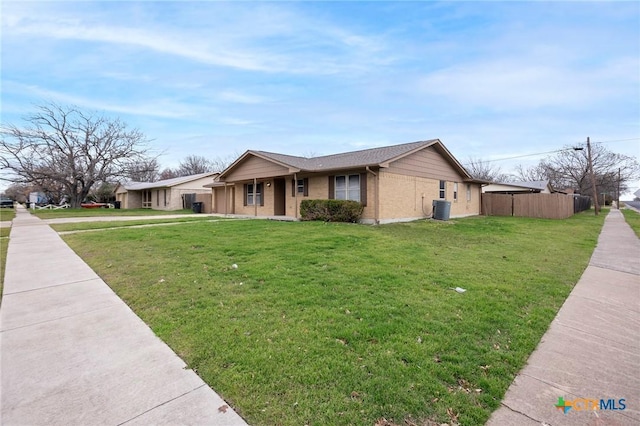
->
[[432, 200, 451, 220]]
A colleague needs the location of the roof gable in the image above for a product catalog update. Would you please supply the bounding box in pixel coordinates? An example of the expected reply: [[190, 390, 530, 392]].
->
[[219, 139, 472, 180]]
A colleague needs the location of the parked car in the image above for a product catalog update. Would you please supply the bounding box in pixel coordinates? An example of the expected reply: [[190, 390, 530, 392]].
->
[[0, 198, 14, 208]]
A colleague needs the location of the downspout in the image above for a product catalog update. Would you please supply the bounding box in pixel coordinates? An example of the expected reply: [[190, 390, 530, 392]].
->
[[253, 177, 258, 217], [366, 166, 379, 225]]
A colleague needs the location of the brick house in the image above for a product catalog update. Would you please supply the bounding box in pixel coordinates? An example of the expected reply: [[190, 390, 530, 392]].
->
[[209, 139, 483, 224], [115, 172, 218, 211]]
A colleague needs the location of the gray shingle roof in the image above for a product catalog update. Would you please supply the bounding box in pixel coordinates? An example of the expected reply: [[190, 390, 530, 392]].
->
[[253, 140, 438, 172], [121, 172, 218, 190]]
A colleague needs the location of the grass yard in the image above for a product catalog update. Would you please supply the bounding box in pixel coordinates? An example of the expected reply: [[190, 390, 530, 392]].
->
[[0, 208, 16, 222], [50, 217, 230, 233], [32, 208, 198, 219], [621, 208, 640, 238], [0, 237, 7, 296], [63, 213, 605, 425], [0, 207, 13, 296]]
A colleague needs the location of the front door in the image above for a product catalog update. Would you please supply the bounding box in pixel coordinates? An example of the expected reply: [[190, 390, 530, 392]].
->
[[274, 178, 286, 215]]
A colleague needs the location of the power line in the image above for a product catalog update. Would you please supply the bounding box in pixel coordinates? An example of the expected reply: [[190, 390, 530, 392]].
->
[[589, 137, 640, 144], [462, 137, 640, 166], [462, 148, 570, 165]]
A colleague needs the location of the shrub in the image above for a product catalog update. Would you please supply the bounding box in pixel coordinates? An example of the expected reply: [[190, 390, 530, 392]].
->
[[300, 199, 364, 223]]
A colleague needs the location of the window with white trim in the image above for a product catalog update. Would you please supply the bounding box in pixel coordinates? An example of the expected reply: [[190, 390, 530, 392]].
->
[[466, 184, 472, 201], [246, 183, 263, 206], [439, 180, 446, 199], [335, 174, 360, 202], [453, 182, 458, 202]]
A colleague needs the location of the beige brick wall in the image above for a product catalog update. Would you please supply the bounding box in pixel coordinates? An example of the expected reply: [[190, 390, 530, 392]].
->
[[233, 182, 277, 216], [286, 174, 377, 219], [378, 172, 480, 221], [227, 173, 481, 221], [450, 182, 481, 217], [286, 175, 331, 217], [117, 191, 142, 209], [378, 172, 438, 220]]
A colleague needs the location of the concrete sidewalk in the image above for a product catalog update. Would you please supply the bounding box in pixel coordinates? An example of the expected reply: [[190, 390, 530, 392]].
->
[[0, 205, 247, 425], [487, 209, 640, 425]]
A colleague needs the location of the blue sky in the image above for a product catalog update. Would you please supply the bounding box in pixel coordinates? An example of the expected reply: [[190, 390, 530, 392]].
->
[[2, 1, 639, 195]]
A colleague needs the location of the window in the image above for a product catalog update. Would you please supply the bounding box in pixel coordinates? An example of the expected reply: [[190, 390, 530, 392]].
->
[[453, 183, 458, 202], [335, 174, 360, 202], [142, 190, 152, 208], [245, 183, 263, 206], [439, 180, 446, 199], [466, 184, 472, 201], [163, 189, 168, 206], [156, 190, 160, 206], [291, 178, 309, 197]]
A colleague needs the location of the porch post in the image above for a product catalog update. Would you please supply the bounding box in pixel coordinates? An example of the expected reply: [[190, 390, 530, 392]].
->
[[224, 184, 227, 215]]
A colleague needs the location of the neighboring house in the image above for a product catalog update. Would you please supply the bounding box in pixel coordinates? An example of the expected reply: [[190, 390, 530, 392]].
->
[[210, 139, 483, 224], [115, 172, 218, 211], [482, 180, 554, 194]]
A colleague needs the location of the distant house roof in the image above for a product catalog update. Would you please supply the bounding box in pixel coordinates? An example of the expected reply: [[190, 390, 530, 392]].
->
[[483, 180, 553, 193], [219, 139, 474, 180], [507, 180, 552, 191], [118, 172, 218, 191]]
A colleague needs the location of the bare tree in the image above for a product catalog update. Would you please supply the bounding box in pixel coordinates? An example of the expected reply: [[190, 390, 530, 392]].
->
[[158, 168, 179, 180], [175, 153, 238, 176], [127, 158, 160, 182], [511, 163, 553, 182], [523, 145, 640, 197], [0, 103, 152, 208], [176, 155, 215, 176], [209, 152, 240, 172], [464, 157, 510, 182], [2, 182, 30, 203]]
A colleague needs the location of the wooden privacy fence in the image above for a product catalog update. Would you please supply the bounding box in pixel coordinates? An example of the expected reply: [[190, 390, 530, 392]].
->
[[482, 193, 578, 219]]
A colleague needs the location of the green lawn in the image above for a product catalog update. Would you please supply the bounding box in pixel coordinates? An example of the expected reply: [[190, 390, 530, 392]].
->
[[62, 213, 605, 425], [621, 208, 640, 238], [0, 208, 16, 222], [0, 237, 7, 297], [0, 208, 14, 297], [32, 208, 198, 219], [50, 217, 230, 233]]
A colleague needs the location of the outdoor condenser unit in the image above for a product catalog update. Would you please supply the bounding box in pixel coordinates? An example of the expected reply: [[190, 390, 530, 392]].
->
[[432, 200, 451, 221]]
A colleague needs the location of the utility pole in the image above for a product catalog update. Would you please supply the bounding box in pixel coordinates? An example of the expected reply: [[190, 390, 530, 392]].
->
[[587, 137, 599, 215]]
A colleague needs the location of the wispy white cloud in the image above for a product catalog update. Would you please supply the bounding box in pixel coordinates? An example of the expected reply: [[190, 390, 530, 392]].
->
[[3, 81, 197, 120], [1, 2, 393, 75]]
